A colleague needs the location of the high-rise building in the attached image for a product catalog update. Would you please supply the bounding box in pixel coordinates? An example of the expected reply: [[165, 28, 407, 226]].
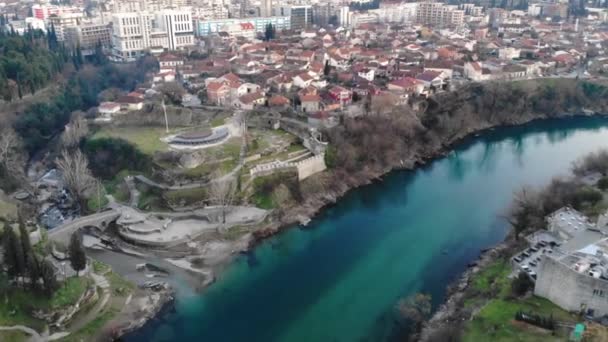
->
[[111, 8, 193, 61], [289, 5, 313, 30], [194, 16, 290, 36], [339, 6, 350, 27], [48, 12, 85, 41], [64, 21, 112, 53], [260, 0, 273, 17], [157, 9, 194, 50], [416, 1, 464, 28]]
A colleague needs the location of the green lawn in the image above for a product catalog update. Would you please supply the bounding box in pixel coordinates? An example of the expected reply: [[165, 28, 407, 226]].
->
[[470, 260, 512, 297], [210, 116, 226, 127], [59, 308, 119, 342], [0, 275, 93, 332], [0, 329, 29, 342], [463, 297, 578, 342], [164, 188, 207, 206], [92, 126, 172, 155], [463, 259, 580, 342]]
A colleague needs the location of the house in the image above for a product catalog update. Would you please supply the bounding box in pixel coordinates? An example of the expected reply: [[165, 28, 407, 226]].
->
[[293, 72, 314, 88], [501, 64, 527, 80], [358, 68, 375, 82], [236, 91, 265, 110], [269, 73, 294, 92], [498, 47, 521, 60], [153, 70, 176, 83], [268, 95, 290, 109], [98, 102, 121, 116], [328, 86, 352, 104], [463, 61, 495, 81], [158, 54, 184, 71], [207, 81, 231, 106], [300, 94, 321, 113], [416, 71, 445, 90], [116, 95, 144, 111], [387, 77, 424, 95]]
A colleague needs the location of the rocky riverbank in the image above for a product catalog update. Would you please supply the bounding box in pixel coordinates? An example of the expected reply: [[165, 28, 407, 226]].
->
[[117, 78, 608, 339]]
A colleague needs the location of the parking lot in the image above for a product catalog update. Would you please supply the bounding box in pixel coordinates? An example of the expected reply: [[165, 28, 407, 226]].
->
[[512, 239, 561, 280]]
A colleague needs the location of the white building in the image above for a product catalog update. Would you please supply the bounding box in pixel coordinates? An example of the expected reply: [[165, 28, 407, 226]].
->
[[48, 12, 85, 41], [157, 9, 194, 50], [528, 3, 542, 17], [416, 2, 464, 28], [111, 8, 193, 61], [260, 0, 272, 17], [339, 6, 350, 27], [370, 3, 418, 24]]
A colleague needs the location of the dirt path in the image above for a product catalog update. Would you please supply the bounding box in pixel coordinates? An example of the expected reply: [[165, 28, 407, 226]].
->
[[66, 273, 111, 333]]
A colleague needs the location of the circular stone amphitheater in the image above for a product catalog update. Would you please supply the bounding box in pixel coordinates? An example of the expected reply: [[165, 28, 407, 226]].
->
[[168, 127, 229, 147]]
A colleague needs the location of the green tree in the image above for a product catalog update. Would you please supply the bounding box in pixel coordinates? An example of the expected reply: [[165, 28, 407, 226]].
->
[[598, 177, 608, 191], [68, 233, 86, 276], [511, 271, 534, 297], [264, 23, 275, 41], [323, 60, 331, 77], [2, 224, 19, 281], [40, 259, 58, 297]]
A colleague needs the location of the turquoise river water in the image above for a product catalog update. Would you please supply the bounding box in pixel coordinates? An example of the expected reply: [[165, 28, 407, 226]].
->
[[125, 116, 608, 342]]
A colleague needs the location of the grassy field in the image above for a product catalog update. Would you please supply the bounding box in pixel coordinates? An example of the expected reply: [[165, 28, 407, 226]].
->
[[0, 275, 93, 333], [91, 126, 172, 155], [462, 259, 580, 341], [463, 297, 578, 342]]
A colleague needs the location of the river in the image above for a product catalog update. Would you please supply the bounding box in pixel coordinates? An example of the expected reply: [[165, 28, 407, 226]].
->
[[124, 116, 608, 342]]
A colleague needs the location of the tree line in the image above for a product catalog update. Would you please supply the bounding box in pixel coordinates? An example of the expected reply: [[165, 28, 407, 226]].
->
[[0, 26, 67, 101], [1, 216, 87, 298], [2, 219, 57, 296]]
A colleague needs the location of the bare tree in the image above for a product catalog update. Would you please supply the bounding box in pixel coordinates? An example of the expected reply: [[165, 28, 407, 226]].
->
[[61, 113, 89, 149], [504, 188, 542, 240], [0, 127, 24, 170], [209, 172, 236, 225], [371, 92, 398, 115], [0, 127, 26, 185], [157, 82, 186, 105], [56, 149, 96, 209]]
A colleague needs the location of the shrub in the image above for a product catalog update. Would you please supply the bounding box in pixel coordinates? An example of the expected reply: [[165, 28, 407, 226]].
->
[[511, 272, 534, 297], [83, 137, 152, 179], [597, 177, 608, 191]]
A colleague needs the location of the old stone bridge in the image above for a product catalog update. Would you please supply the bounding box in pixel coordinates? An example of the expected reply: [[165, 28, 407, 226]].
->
[[48, 209, 121, 244]]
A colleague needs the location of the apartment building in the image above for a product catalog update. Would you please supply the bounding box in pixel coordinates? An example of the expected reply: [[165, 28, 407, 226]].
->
[[278, 5, 312, 31], [416, 1, 464, 28], [64, 20, 112, 52], [195, 16, 290, 36], [48, 12, 85, 41], [111, 8, 193, 61], [31, 4, 83, 21]]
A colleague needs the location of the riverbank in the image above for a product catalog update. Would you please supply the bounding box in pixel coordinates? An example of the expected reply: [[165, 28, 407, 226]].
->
[[123, 106, 608, 342], [120, 78, 608, 341], [419, 146, 608, 341], [253, 79, 608, 245]]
